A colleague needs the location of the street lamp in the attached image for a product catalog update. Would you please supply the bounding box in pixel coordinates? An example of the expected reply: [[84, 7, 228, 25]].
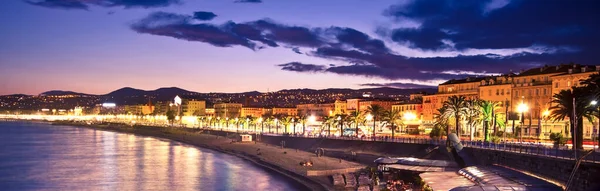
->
[[592, 100, 599, 150], [517, 102, 529, 142], [366, 113, 373, 121]]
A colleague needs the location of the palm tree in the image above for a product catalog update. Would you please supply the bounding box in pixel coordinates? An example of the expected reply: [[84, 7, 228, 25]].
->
[[549, 88, 594, 150], [292, 116, 298, 135], [349, 111, 364, 137], [382, 110, 402, 139], [335, 114, 349, 137], [463, 99, 481, 141], [166, 110, 176, 125], [479, 100, 500, 141], [298, 115, 307, 135], [280, 116, 292, 134], [245, 115, 255, 132], [265, 116, 273, 133], [442, 95, 467, 137], [322, 116, 335, 136], [367, 104, 385, 139]]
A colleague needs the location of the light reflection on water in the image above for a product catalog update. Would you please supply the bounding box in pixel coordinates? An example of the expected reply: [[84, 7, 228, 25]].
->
[[0, 122, 305, 191]]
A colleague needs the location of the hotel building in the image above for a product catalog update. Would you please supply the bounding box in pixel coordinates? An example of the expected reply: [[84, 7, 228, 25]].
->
[[420, 64, 599, 139]]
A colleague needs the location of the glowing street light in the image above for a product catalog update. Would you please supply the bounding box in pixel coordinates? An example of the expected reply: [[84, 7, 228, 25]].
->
[[365, 113, 373, 121], [592, 100, 598, 105], [517, 102, 528, 142], [403, 112, 417, 121], [308, 115, 316, 123], [517, 103, 529, 113], [542, 110, 550, 117]]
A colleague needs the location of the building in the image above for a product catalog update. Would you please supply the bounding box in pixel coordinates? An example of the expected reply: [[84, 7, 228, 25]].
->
[[296, 103, 334, 117], [214, 103, 242, 118], [270, 107, 298, 116], [334, 100, 347, 114], [392, 103, 423, 131], [154, 101, 173, 115], [357, 100, 397, 113], [181, 99, 206, 116], [421, 63, 600, 139], [346, 99, 361, 111], [124, 104, 154, 115], [241, 107, 265, 118], [205, 108, 215, 118]]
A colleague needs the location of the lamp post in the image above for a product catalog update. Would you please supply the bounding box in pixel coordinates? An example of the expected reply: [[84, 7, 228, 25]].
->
[[592, 101, 599, 150], [258, 117, 263, 133], [517, 102, 529, 143]]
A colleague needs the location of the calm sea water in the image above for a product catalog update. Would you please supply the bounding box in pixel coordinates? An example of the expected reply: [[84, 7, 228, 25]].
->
[[0, 121, 305, 191]]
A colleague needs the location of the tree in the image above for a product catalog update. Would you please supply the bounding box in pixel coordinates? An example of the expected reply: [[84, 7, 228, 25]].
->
[[442, 95, 467, 137], [322, 116, 335, 136], [382, 110, 402, 139], [298, 115, 307, 135], [166, 110, 176, 125], [549, 88, 594, 150], [478, 100, 500, 141], [463, 99, 481, 140], [245, 115, 255, 132], [367, 104, 385, 139], [335, 114, 349, 137], [264, 116, 273, 133], [197, 116, 207, 128], [349, 111, 364, 137], [280, 116, 292, 134]]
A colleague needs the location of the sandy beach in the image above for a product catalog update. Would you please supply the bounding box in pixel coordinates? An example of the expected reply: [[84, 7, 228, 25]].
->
[[52, 121, 365, 191]]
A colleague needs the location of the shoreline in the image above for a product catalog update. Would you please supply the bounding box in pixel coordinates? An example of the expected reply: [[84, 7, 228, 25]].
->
[[48, 121, 366, 191]]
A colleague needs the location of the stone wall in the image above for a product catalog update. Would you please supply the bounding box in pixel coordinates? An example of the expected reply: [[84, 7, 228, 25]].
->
[[464, 147, 600, 191]]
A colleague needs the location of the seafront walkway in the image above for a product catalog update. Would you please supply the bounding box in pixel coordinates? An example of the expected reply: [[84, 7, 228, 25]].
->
[[197, 125, 600, 163]]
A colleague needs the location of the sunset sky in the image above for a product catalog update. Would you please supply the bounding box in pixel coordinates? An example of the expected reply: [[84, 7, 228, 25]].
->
[[1, 0, 598, 95]]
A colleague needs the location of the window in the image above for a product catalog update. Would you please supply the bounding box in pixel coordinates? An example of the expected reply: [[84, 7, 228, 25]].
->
[[501, 89, 504, 95], [555, 82, 559, 88], [536, 89, 539, 96], [543, 88, 547, 95], [515, 91, 519, 97], [488, 90, 492, 96], [568, 81, 571, 87], [496, 89, 499, 95], [517, 79, 520, 83]]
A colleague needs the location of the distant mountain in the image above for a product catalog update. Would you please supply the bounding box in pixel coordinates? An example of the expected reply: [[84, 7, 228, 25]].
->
[[153, 87, 194, 96], [39, 90, 91, 96], [105, 87, 147, 97]]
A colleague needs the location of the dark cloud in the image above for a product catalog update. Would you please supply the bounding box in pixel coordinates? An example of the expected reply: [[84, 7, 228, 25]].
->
[[132, 8, 596, 82], [193, 11, 217, 21], [386, 0, 600, 54], [131, 12, 257, 49], [235, 0, 261, 3], [330, 27, 390, 54], [292, 47, 302, 54], [278, 62, 325, 72], [360, 82, 436, 89], [25, 0, 180, 10]]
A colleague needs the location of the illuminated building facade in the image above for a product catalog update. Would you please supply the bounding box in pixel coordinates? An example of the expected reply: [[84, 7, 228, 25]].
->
[[214, 103, 242, 118]]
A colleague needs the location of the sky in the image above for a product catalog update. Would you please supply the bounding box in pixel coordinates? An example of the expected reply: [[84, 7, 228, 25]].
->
[[1, 0, 599, 95]]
